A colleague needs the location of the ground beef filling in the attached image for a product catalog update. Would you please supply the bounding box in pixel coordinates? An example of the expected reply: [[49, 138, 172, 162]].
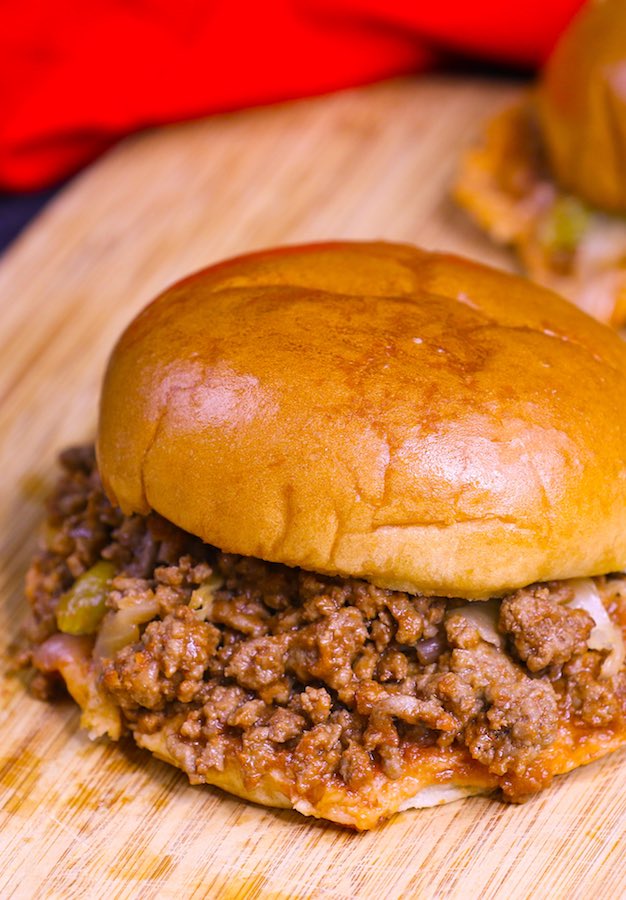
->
[[23, 448, 626, 802]]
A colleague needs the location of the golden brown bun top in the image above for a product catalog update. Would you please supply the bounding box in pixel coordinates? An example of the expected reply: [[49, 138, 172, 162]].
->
[[98, 241, 626, 599], [537, 0, 626, 212]]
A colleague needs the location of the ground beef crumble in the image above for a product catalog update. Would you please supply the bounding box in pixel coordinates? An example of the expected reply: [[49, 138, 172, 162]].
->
[[499, 587, 594, 673], [22, 448, 626, 803]]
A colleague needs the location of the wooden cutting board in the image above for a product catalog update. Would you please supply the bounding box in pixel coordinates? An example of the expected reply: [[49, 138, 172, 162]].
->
[[2, 75, 625, 900]]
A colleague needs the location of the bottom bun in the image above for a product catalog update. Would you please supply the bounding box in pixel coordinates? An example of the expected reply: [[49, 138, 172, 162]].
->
[[135, 717, 626, 828], [136, 722, 496, 829]]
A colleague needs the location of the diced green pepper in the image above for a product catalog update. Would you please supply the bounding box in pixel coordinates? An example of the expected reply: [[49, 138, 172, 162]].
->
[[56, 561, 116, 635], [541, 196, 589, 255]]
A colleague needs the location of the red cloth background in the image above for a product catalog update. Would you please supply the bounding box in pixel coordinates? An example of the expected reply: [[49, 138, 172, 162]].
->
[[1, 0, 585, 190]]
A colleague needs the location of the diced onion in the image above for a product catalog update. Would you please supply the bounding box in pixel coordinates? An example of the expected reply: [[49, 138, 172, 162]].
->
[[94, 597, 160, 660], [189, 574, 224, 621], [454, 598, 503, 648], [567, 578, 625, 678], [93, 574, 223, 660]]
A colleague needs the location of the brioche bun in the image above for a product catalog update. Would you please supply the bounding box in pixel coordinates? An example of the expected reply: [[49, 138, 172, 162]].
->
[[97, 241, 626, 600], [537, 0, 626, 212]]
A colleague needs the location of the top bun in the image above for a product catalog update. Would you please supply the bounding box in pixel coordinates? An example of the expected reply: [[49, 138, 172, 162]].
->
[[537, 0, 626, 212], [98, 242, 626, 599]]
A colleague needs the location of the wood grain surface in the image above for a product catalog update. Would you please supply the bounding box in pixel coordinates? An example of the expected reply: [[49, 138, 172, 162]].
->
[[2, 75, 625, 900]]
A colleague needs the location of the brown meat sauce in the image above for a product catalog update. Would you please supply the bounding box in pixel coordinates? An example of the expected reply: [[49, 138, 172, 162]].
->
[[23, 448, 626, 802]]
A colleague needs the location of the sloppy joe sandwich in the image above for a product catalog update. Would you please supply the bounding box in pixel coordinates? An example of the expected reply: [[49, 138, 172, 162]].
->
[[455, 0, 626, 328], [23, 241, 626, 829]]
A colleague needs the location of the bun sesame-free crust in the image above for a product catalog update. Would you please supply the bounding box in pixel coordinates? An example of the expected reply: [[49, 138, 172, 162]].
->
[[97, 242, 626, 599]]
